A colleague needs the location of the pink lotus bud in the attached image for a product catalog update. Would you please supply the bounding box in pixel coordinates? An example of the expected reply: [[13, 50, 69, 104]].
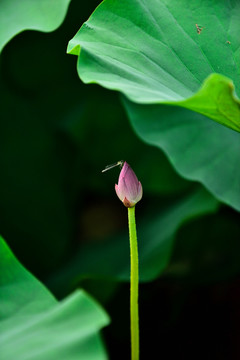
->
[[115, 162, 143, 208]]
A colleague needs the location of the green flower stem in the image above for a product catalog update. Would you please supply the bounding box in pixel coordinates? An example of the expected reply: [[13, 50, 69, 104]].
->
[[128, 206, 139, 360]]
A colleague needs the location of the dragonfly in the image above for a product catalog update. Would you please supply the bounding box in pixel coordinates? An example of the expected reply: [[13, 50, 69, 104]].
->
[[102, 160, 124, 173]]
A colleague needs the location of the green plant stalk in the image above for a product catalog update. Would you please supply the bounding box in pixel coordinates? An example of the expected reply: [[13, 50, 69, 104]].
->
[[128, 206, 139, 360]]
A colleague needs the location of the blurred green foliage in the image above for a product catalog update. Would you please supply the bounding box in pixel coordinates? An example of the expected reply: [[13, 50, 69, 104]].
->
[[48, 188, 218, 297], [0, 0, 72, 51], [0, 236, 109, 359]]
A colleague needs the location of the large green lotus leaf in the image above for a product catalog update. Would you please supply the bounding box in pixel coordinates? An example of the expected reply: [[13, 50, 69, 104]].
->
[[0, 0, 72, 52], [67, 0, 240, 210], [0, 236, 109, 360], [48, 187, 219, 296], [68, 0, 240, 132]]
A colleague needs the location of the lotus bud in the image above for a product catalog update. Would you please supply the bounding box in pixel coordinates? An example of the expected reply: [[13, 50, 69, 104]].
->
[[115, 162, 143, 208]]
